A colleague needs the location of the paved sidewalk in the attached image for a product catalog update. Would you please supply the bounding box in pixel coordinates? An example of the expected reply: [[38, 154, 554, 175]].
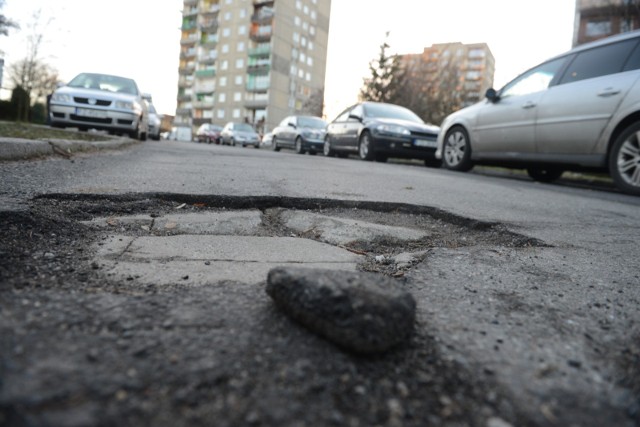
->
[[0, 136, 139, 161]]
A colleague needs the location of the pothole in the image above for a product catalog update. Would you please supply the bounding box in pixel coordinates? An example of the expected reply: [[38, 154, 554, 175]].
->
[[33, 193, 546, 286]]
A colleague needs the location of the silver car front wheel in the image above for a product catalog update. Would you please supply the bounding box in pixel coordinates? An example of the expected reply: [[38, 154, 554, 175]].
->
[[609, 122, 640, 196], [442, 126, 473, 172]]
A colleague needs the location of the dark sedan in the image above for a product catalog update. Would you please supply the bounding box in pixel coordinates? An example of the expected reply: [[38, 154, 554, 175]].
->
[[324, 102, 440, 166], [271, 115, 327, 154]]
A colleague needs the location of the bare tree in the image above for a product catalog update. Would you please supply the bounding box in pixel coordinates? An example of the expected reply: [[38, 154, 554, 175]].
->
[[6, 8, 59, 121], [395, 48, 464, 125], [302, 88, 324, 117]]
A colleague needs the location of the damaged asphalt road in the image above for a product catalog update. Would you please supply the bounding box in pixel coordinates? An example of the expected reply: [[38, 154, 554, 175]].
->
[[1, 192, 638, 427]]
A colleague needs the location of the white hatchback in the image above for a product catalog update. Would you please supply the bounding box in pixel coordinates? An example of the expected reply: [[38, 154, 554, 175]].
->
[[436, 30, 640, 196]]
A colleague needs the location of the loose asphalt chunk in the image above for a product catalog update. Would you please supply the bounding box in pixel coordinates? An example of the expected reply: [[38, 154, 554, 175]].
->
[[276, 209, 429, 245], [266, 267, 417, 354]]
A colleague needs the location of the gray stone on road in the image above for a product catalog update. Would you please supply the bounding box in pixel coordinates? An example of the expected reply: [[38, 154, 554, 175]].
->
[[266, 267, 417, 354]]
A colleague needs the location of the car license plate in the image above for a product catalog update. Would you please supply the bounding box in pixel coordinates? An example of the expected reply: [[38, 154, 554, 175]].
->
[[414, 138, 437, 148], [76, 108, 108, 119]]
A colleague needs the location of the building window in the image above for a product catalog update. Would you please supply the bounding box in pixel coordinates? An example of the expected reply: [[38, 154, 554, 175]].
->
[[586, 20, 612, 37], [224, 12, 232, 21], [221, 60, 229, 70], [306, 72, 311, 81], [234, 92, 242, 101], [237, 41, 245, 52], [307, 57, 313, 66], [296, 0, 301, 9], [217, 109, 225, 119], [219, 93, 226, 102], [236, 59, 244, 68], [238, 25, 247, 35], [239, 9, 246, 18], [295, 16, 301, 26], [233, 109, 241, 118], [219, 76, 228, 86], [222, 28, 231, 37], [235, 75, 243, 85], [311, 10, 316, 20]]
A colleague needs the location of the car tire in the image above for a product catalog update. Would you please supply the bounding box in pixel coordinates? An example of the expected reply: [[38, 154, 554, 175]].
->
[[231, 139, 236, 147], [295, 137, 306, 154], [527, 167, 564, 183], [272, 136, 281, 151], [609, 121, 640, 196], [358, 131, 375, 161], [442, 126, 473, 172], [323, 136, 336, 157]]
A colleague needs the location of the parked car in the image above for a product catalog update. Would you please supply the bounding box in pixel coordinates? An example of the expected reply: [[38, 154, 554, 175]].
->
[[437, 29, 640, 196], [272, 115, 327, 154], [145, 100, 162, 141], [220, 122, 261, 148], [49, 72, 149, 140], [196, 123, 223, 144], [324, 102, 440, 166]]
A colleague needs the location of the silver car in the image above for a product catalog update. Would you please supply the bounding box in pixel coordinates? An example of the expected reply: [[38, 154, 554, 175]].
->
[[220, 122, 261, 148], [436, 30, 640, 196], [49, 72, 149, 140]]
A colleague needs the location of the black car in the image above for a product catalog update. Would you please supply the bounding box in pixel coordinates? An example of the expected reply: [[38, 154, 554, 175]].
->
[[324, 102, 440, 166], [271, 115, 327, 154]]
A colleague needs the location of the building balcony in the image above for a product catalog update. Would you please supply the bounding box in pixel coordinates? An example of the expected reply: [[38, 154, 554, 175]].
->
[[248, 45, 271, 57], [251, 11, 274, 25], [247, 63, 271, 75], [177, 93, 192, 102], [182, 20, 197, 31], [201, 4, 220, 15], [180, 34, 198, 45], [249, 26, 272, 42], [180, 49, 197, 59], [200, 20, 219, 32], [244, 97, 268, 108], [195, 84, 215, 94], [200, 35, 219, 47], [199, 55, 217, 65], [246, 83, 269, 93], [176, 107, 193, 116], [193, 100, 214, 109], [253, 0, 274, 5], [195, 69, 216, 78], [179, 66, 196, 75], [183, 6, 198, 17], [183, 0, 197, 5]]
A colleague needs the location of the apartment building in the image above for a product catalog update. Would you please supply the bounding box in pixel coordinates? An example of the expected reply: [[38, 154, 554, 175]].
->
[[574, 0, 639, 46], [401, 42, 495, 118], [176, 0, 331, 137]]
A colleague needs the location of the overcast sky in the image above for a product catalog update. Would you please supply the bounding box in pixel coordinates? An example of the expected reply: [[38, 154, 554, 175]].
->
[[1, 0, 576, 121]]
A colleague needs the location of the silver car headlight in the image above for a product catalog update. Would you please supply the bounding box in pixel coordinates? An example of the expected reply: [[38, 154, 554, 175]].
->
[[116, 100, 134, 110], [375, 124, 411, 137], [51, 93, 71, 103]]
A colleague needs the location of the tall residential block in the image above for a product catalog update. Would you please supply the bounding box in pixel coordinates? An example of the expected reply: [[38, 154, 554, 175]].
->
[[574, 0, 639, 46], [402, 42, 495, 110], [176, 0, 331, 136]]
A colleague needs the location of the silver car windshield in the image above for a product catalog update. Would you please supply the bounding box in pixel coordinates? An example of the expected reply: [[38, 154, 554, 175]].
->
[[67, 73, 139, 95]]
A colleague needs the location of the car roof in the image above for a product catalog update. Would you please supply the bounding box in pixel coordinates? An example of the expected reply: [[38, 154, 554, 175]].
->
[[548, 29, 640, 62]]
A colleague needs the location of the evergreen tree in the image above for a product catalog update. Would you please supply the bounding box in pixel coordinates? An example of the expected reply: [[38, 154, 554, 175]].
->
[[359, 33, 404, 104]]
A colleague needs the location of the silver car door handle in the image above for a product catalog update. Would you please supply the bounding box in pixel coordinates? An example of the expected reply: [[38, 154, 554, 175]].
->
[[598, 88, 621, 97], [522, 101, 537, 109]]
